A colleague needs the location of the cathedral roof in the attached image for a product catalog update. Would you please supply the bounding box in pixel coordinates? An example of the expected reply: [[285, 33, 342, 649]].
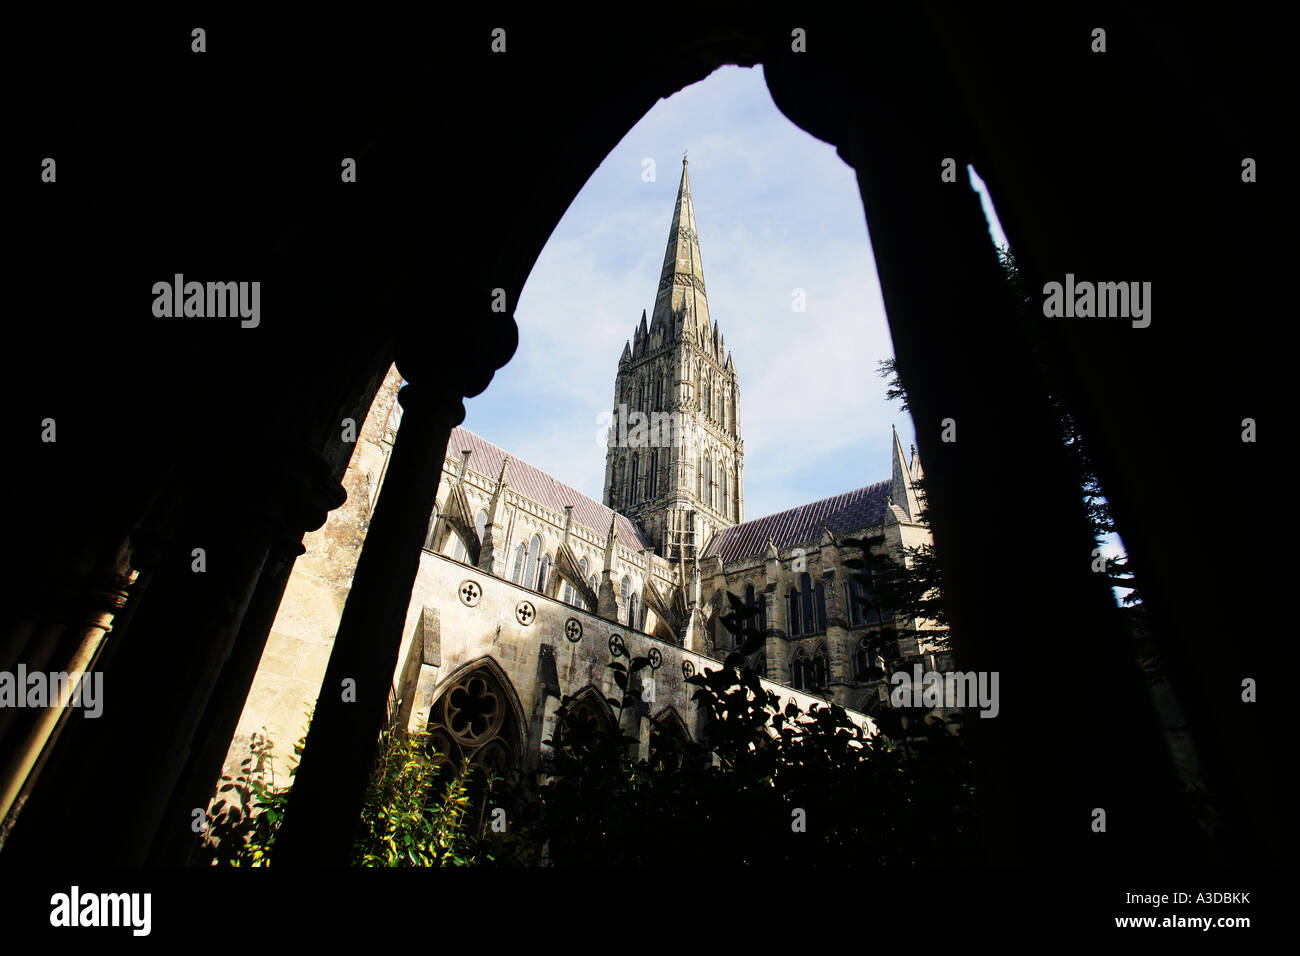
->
[[700, 479, 894, 564], [448, 426, 654, 550]]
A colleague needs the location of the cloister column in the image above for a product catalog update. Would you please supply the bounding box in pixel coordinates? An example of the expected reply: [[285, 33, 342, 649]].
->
[[834, 90, 1185, 865], [274, 380, 466, 866], [147, 443, 345, 865]]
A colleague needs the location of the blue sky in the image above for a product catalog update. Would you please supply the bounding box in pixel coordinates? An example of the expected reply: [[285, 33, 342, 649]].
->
[[460, 65, 1001, 522]]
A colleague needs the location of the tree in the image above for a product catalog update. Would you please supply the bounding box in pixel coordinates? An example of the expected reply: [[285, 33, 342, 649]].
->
[[876, 243, 1140, 605], [525, 598, 979, 866]]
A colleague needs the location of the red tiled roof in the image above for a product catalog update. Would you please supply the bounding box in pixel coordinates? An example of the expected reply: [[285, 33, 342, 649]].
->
[[701, 480, 893, 564], [447, 427, 654, 550]]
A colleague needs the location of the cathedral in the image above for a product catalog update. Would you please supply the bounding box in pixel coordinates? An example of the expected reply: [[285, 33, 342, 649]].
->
[[224, 156, 939, 781]]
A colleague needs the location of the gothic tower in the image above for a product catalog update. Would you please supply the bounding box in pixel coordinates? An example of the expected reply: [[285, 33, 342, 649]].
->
[[603, 154, 744, 562]]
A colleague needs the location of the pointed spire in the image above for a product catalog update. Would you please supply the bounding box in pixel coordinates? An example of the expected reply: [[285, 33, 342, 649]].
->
[[649, 151, 712, 339], [891, 426, 921, 521], [603, 514, 619, 573], [487, 454, 511, 525], [619, 340, 632, 366]]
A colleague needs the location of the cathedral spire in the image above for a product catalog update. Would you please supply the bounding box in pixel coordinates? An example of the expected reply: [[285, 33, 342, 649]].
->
[[651, 153, 711, 337]]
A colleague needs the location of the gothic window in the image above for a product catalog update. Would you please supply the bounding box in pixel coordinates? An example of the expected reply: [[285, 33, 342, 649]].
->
[[556, 689, 616, 756], [524, 534, 541, 590], [800, 573, 818, 634], [620, 575, 630, 618], [628, 592, 639, 630], [854, 639, 871, 680], [630, 454, 640, 503], [743, 584, 766, 645], [696, 451, 704, 498], [743, 584, 756, 647], [812, 645, 828, 689], [654, 376, 663, 411], [720, 471, 728, 518], [447, 530, 468, 563], [648, 451, 658, 499], [790, 649, 808, 691], [538, 554, 551, 594], [589, 574, 599, 604], [474, 508, 488, 543], [815, 580, 827, 633], [424, 664, 520, 806], [511, 543, 527, 584], [845, 576, 879, 626], [787, 587, 802, 637], [649, 710, 691, 772]]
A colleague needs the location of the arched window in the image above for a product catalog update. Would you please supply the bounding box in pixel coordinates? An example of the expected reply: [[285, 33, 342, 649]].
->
[[704, 452, 713, 509], [815, 581, 826, 632], [696, 451, 703, 498], [424, 663, 520, 811], [800, 573, 817, 634], [628, 592, 639, 630], [538, 554, 551, 594], [787, 587, 801, 637], [845, 576, 879, 626], [589, 574, 599, 606], [447, 531, 468, 563], [743, 584, 766, 645], [630, 453, 639, 504], [790, 650, 808, 691], [620, 576, 630, 617], [854, 639, 872, 680], [511, 543, 527, 584], [654, 375, 663, 411], [524, 534, 541, 590], [720, 471, 728, 518], [812, 646, 828, 689], [647, 451, 658, 500], [474, 508, 489, 544]]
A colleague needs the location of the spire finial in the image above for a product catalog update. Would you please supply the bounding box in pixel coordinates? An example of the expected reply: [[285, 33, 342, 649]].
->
[[683, 150, 688, 166]]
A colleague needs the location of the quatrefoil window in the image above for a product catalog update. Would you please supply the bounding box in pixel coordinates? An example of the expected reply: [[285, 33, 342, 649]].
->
[[565, 618, 583, 642], [516, 601, 536, 625], [458, 580, 482, 607]]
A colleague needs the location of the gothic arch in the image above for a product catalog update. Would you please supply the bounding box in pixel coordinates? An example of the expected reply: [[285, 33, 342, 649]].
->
[[649, 706, 693, 771], [423, 656, 528, 776], [555, 684, 619, 753]]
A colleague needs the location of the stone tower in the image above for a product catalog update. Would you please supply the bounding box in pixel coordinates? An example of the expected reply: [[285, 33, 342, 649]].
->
[[602, 154, 744, 562]]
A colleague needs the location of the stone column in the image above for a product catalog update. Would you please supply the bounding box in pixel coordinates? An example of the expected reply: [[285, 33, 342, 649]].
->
[[834, 78, 1182, 864], [3, 467, 290, 865], [147, 444, 345, 864], [821, 546, 854, 709], [274, 381, 465, 867], [763, 545, 789, 685]]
